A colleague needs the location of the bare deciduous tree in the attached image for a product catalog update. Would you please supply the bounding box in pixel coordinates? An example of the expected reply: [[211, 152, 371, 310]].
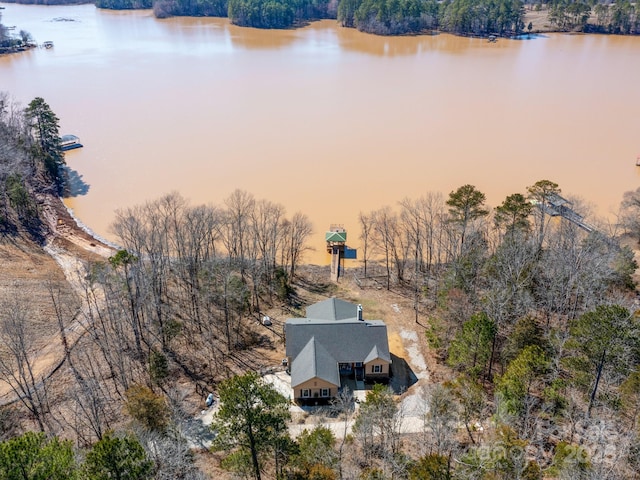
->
[[330, 387, 356, 480], [280, 211, 313, 278], [0, 295, 52, 432]]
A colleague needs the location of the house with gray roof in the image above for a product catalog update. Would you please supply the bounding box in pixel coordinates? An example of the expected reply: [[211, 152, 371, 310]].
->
[[285, 298, 391, 402]]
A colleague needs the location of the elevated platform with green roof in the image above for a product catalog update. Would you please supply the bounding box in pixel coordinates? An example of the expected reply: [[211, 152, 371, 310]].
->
[[325, 230, 347, 243]]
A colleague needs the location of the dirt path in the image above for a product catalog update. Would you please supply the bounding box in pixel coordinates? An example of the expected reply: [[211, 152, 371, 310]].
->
[[0, 194, 116, 401]]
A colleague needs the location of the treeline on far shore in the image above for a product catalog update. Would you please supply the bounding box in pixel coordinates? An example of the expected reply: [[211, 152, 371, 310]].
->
[[2, 0, 638, 35], [0, 8, 33, 53]]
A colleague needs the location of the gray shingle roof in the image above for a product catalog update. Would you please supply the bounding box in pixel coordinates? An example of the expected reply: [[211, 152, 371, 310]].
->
[[305, 298, 360, 321], [364, 344, 390, 364], [290, 337, 340, 388], [285, 321, 390, 370], [286, 298, 390, 390]]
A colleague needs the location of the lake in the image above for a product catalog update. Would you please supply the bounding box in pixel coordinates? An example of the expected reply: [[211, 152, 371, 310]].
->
[[1, 3, 639, 263]]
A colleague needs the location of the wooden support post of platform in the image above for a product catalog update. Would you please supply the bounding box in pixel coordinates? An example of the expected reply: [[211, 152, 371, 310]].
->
[[330, 247, 340, 282], [326, 225, 347, 283]]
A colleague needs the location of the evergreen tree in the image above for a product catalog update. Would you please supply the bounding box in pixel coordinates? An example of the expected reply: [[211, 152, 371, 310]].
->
[[446, 184, 489, 251], [494, 193, 533, 235], [526, 179, 560, 246], [409, 453, 451, 479], [337, 0, 362, 26], [502, 315, 547, 364], [83, 431, 153, 480], [567, 304, 640, 415], [24, 97, 65, 190], [228, 0, 296, 28], [0, 432, 78, 480], [293, 426, 338, 478], [448, 312, 496, 378], [124, 385, 170, 432], [496, 344, 548, 416], [211, 371, 291, 480]]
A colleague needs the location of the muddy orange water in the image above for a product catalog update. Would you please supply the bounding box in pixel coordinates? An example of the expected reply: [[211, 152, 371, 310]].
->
[[2, 3, 640, 264]]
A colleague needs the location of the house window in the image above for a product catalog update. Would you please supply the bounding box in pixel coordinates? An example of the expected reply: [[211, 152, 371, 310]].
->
[[372, 364, 383, 374], [321, 388, 330, 397], [355, 362, 363, 367], [302, 389, 310, 398]]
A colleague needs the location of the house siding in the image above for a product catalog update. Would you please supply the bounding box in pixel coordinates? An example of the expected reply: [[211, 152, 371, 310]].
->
[[294, 377, 337, 400], [364, 359, 390, 379]]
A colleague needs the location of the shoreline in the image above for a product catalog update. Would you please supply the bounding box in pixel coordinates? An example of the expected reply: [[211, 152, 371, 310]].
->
[[62, 201, 121, 251], [1, 2, 637, 39], [0, 193, 114, 402], [38, 191, 116, 260]]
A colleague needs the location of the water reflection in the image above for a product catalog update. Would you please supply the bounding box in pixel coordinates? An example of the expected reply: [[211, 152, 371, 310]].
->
[[227, 22, 302, 50], [153, 16, 231, 47], [326, 21, 532, 56], [513, 33, 548, 40], [332, 24, 439, 56]]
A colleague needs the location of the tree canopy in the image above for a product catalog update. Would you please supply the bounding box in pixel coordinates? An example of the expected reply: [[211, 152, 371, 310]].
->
[[75, 0, 640, 35], [446, 184, 489, 250], [24, 97, 65, 191], [567, 304, 640, 415], [292, 426, 338, 478], [0, 432, 78, 480], [227, 0, 297, 28], [83, 431, 154, 480], [212, 371, 291, 480], [494, 193, 533, 234], [447, 311, 496, 378]]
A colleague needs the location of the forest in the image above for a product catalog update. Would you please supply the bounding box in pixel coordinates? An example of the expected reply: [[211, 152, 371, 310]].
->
[[3, 0, 640, 35], [2, 96, 640, 478], [0, 9, 34, 54], [112, 0, 528, 34]]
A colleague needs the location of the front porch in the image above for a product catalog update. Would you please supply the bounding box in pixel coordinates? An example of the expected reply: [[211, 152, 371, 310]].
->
[[339, 362, 366, 381]]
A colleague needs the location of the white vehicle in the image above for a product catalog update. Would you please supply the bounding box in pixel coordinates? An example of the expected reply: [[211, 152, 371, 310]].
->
[[262, 315, 272, 326]]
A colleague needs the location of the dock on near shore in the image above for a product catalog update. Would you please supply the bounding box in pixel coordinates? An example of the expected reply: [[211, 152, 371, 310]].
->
[[60, 134, 83, 151]]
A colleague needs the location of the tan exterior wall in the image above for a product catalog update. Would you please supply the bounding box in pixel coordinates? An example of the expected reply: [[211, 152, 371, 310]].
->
[[293, 377, 338, 400], [364, 359, 390, 378]]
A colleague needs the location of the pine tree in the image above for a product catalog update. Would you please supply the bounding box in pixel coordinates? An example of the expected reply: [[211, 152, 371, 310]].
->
[[24, 97, 65, 190]]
